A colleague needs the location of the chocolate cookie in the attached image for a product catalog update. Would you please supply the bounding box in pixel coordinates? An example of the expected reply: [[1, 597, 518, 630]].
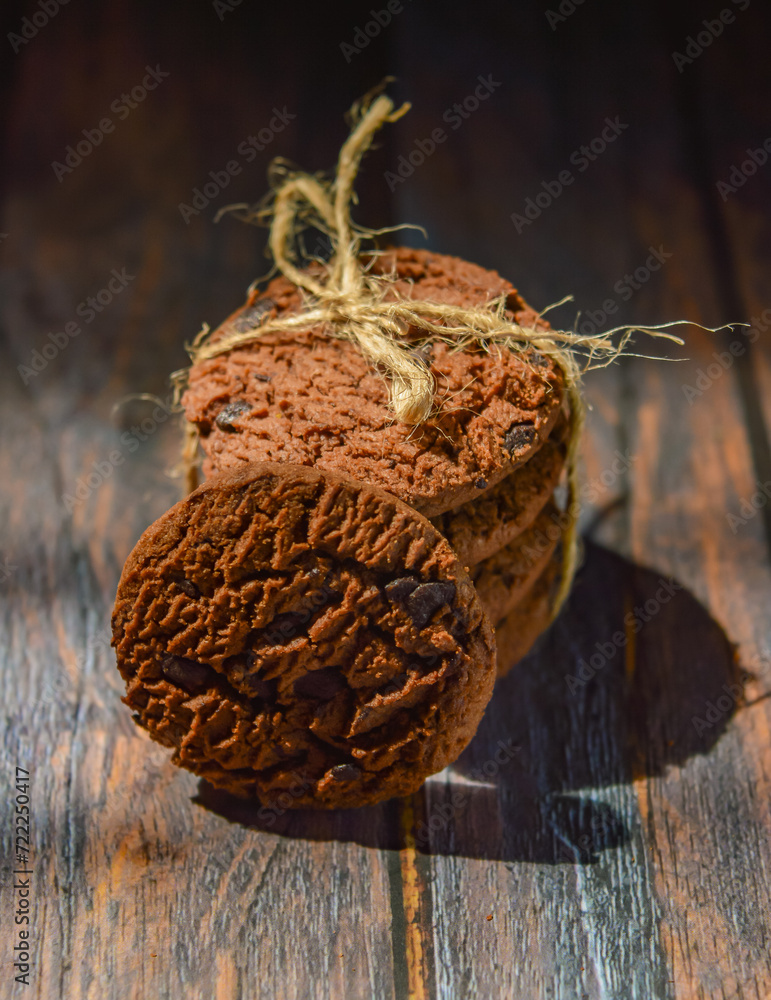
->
[[430, 428, 566, 567], [183, 247, 565, 518], [112, 462, 496, 808], [471, 502, 562, 624], [495, 556, 560, 677]]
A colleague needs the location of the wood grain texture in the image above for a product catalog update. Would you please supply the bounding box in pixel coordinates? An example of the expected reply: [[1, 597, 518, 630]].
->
[[1, 1, 770, 998]]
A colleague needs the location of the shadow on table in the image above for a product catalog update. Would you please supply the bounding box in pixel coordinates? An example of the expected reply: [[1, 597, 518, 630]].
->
[[195, 540, 747, 864]]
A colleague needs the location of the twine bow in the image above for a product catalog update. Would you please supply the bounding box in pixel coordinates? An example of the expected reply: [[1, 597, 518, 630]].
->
[[178, 90, 690, 620]]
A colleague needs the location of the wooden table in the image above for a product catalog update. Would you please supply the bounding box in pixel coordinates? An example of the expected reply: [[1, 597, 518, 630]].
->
[[2, 1, 770, 996]]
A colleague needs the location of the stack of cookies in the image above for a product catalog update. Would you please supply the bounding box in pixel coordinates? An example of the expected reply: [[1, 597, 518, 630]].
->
[[183, 247, 569, 674], [112, 246, 570, 808]]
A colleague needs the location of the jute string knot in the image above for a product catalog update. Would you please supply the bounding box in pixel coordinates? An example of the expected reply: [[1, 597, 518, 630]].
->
[[177, 89, 690, 619], [208, 93, 438, 425]]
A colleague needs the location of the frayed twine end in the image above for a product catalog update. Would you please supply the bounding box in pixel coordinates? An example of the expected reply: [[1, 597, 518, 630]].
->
[[172, 88, 731, 623]]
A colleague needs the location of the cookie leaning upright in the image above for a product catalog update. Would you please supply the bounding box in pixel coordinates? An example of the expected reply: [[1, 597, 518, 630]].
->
[[113, 463, 496, 808]]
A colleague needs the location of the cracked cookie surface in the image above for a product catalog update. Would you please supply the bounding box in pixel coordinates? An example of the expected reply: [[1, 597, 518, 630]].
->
[[183, 247, 564, 517], [112, 462, 496, 808]]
